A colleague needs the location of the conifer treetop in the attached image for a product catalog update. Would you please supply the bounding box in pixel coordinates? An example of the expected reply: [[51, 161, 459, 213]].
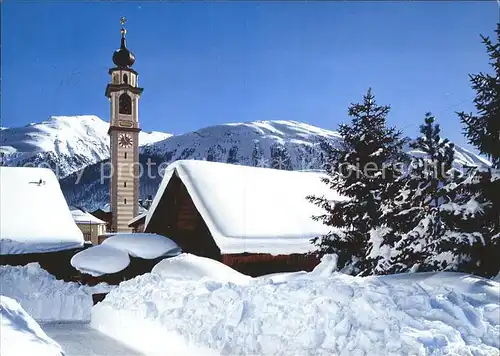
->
[[458, 23, 500, 168]]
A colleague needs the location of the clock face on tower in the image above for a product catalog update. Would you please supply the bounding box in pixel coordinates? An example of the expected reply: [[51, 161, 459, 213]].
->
[[118, 133, 133, 148]]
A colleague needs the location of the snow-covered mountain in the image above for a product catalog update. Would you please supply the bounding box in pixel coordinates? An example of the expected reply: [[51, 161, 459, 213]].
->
[[57, 119, 490, 211], [1, 116, 490, 210], [0, 116, 171, 178]]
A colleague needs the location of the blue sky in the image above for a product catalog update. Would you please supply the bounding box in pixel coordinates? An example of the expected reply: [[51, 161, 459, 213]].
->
[[2, 1, 498, 150]]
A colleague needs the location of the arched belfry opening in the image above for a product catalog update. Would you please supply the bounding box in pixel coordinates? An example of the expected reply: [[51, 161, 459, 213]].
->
[[119, 93, 132, 115], [123, 73, 128, 84]]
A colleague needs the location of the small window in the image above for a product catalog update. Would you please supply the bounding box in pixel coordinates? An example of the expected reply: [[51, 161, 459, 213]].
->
[[124, 198, 127, 204], [124, 152, 127, 159], [124, 181, 127, 187], [123, 73, 128, 84]]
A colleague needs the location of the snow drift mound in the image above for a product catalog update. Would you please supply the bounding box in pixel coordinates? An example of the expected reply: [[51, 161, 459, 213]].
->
[[71, 233, 181, 276], [151, 253, 251, 285], [102, 233, 181, 259], [0, 263, 93, 322], [71, 244, 131, 277], [0, 296, 64, 356], [92, 256, 500, 356]]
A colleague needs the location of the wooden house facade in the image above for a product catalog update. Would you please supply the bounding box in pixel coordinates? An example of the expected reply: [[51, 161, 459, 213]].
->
[[145, 160, 343, 276]]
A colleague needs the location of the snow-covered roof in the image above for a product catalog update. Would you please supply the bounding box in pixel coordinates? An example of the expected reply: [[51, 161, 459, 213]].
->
[[71, 233, 181, 276], [71, 209, 107, 225], [101, 233, 181, 259], [145, 160, 344, 255], [0, 167, 84, 255], [70, 244, 130, 277], [128, 212, 147, 227]]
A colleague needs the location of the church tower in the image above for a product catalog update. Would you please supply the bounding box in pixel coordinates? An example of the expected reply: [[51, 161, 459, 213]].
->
[[105, 18, 143, 232]]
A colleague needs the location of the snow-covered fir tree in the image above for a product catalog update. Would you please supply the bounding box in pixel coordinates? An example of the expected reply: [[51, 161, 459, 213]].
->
[[458, 24, 500, 168], [251, 140, 264, 167], [452, 24, 500, 277], [377, 113, 458, 274], [270, 143, 292, 170], [226, 145, 239, 164], [206, 144, 225, 162], [308, 88, 409, 275]]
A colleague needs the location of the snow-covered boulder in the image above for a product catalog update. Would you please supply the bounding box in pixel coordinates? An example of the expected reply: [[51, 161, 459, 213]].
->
[[0, 167, 83, 255], [0, 296, 64, 356]]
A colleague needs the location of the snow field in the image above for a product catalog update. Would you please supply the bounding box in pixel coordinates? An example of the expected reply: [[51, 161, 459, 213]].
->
[[0, 295, 64, 356], [92, 254, 500, 356]]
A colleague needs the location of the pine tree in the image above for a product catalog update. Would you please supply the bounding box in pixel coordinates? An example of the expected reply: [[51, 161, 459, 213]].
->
[[308, 88, 409, 275], [453, 24, 500, 277], [206, 144, 225, 162], [227, 145, 239, 164], [251, 141, 264, 167], [206, 146, 216, 162], [381, 113, 457, 274], [270, 143, 292, 170], [458, 24, 500, 168]]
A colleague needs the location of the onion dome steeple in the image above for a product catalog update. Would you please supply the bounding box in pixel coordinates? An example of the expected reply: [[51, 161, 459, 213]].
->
[[112, 17, 136, 68]]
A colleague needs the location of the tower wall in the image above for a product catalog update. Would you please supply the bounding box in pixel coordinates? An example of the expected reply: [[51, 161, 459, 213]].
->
[[105, 24, 143, 233]]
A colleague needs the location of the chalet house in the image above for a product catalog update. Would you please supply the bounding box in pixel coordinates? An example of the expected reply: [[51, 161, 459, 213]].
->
[[0, 167, 84, 280], [70, 208, 107, 244], [145, 160, 344, 276]]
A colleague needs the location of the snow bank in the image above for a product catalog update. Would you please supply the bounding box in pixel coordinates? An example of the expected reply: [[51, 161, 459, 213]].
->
[[0, 167, 84, 255], [71, 244, 130, 277], [256, 254, 338, 284], [92, 256, 500, 356], [0, 263, 93, 322], [102, 233, 181, 259], [151, 253, 251, 285], [1, 296, 64, 356]]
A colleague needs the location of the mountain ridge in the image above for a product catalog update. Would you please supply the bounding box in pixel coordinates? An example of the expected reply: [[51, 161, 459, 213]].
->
[[0, 115, 491, 211], [0, 115, 172, 178]]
